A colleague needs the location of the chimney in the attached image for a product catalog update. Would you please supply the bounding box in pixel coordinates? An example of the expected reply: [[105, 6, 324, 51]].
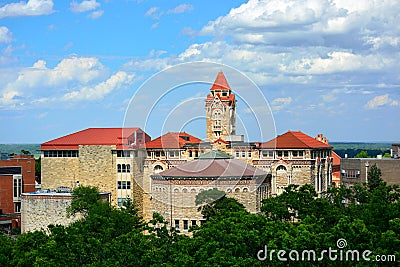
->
[[315, 134, 329, 144]]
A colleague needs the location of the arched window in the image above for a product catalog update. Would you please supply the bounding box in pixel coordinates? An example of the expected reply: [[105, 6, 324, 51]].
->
[[276, 165, 287, 172], [154, 165, 164, 173], [117, 164, 121, 173], [122, 164, 127, 173], [126, 164, 131, 173]]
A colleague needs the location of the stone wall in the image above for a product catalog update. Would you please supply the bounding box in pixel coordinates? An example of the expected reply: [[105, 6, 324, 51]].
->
[[151, 177, 270, 232], [41, 157, 79, 190], [21, 192, 110, 233], [21, 194, 81, 233], [78, 145, 116, 203]]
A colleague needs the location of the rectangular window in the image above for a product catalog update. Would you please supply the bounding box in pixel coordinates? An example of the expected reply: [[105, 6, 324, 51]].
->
[[14, 202, 21, 213], [292, 151, 298, 157], [248, 151, 252, 158], [284, 151, 289, 158], [200, 220, 206, 226], [13, 175, 22, 200], [43, 150, 78, 157], [117, 181, 131, 189], [262, 150, 272, 158], [117, 150, 131, 157], [277, 151, 283, 158], [191, 220, 197, 227], [155, 151, 161, 157], [241, 151, 245, 157], [342, 169, 360, 179], [117, 198, 127, 207], [183, 220, 188, 230], [236, 151, 240, 158], [169, 151, 175, 158], [174, 219, 180, 229]]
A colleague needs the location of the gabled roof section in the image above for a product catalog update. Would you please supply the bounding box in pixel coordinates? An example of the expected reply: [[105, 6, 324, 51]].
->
[[210, 71, 231, 91], [41, 128, 148, 150], [331, 151, 341, 166], [261, 131, 333, 149], [142, 132, 202, 149]]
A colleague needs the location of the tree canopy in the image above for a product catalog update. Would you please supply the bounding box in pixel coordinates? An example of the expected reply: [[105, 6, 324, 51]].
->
[[1, 173, 399, 266]]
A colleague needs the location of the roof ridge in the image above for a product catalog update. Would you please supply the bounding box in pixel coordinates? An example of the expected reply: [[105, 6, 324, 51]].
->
[[289, 131, 312, 148]]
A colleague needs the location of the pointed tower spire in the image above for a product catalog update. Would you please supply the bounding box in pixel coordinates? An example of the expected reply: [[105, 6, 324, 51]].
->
[[210, 71, 231, 91]]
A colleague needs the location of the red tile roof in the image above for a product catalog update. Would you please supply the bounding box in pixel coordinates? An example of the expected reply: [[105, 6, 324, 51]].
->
[[41, 128, 149, 150], [261, 131, 333, 149], [155, 157, 267, 178], [210, 71, 231, 91], [142, 132, 202, 149]]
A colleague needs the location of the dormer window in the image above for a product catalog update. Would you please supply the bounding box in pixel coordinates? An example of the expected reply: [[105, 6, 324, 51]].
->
[[222, 91, 228, 97]]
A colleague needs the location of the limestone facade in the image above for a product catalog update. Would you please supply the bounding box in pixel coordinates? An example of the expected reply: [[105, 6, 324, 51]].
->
[[21, 191, 110, 233], [151, 161, 270, 232]]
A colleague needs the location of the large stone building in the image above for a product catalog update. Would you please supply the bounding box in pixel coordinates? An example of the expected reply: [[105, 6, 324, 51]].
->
[[40, 72, 335, 221], [40, 128, 150, 207], [151, 150, 270, 232]]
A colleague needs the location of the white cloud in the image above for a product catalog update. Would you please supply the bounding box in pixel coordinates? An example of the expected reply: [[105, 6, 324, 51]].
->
[[145, 7, 162, 19], [0, 27, 13, 43], [167, 4, 193, 14], [88, 10, 104, 19], [365, 94, 399, 110], [0, 56, 123, 109], [63, 71, 134, 101], [200, 0, 400, 49], [281, 51, 393, 74], [70, 0, 100, 13], [272, 97, 292, 111], [0, 0, 54, 18]]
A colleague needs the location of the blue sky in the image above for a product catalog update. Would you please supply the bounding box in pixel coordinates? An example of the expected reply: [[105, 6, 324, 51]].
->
[[0, 0, 399, 143]]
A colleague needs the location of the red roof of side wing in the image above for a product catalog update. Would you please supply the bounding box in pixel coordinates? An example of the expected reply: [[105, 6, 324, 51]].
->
[[41, 128, 148, 150], [142, 132, 202, 149], [210, 71, 231, 91], [261, 131, 333, 149]]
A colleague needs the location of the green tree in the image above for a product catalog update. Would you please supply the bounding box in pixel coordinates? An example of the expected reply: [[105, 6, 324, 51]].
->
[[67, 185, 103, 216], [196, 189, 245, 220], [354, 150, 370, 158], [367, 163, 384, 191], [0, 234, 14, 267]]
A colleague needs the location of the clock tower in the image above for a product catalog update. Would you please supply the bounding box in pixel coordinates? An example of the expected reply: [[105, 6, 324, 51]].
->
[[205, 71, 236, 142]]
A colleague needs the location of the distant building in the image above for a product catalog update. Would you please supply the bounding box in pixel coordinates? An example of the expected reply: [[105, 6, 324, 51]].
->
[[21, 188, 110, 233], [392, 144, 400, 158], [0, 154, 36, 233], [151, 150, 270, 232], [341, 158, 400, 186]]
